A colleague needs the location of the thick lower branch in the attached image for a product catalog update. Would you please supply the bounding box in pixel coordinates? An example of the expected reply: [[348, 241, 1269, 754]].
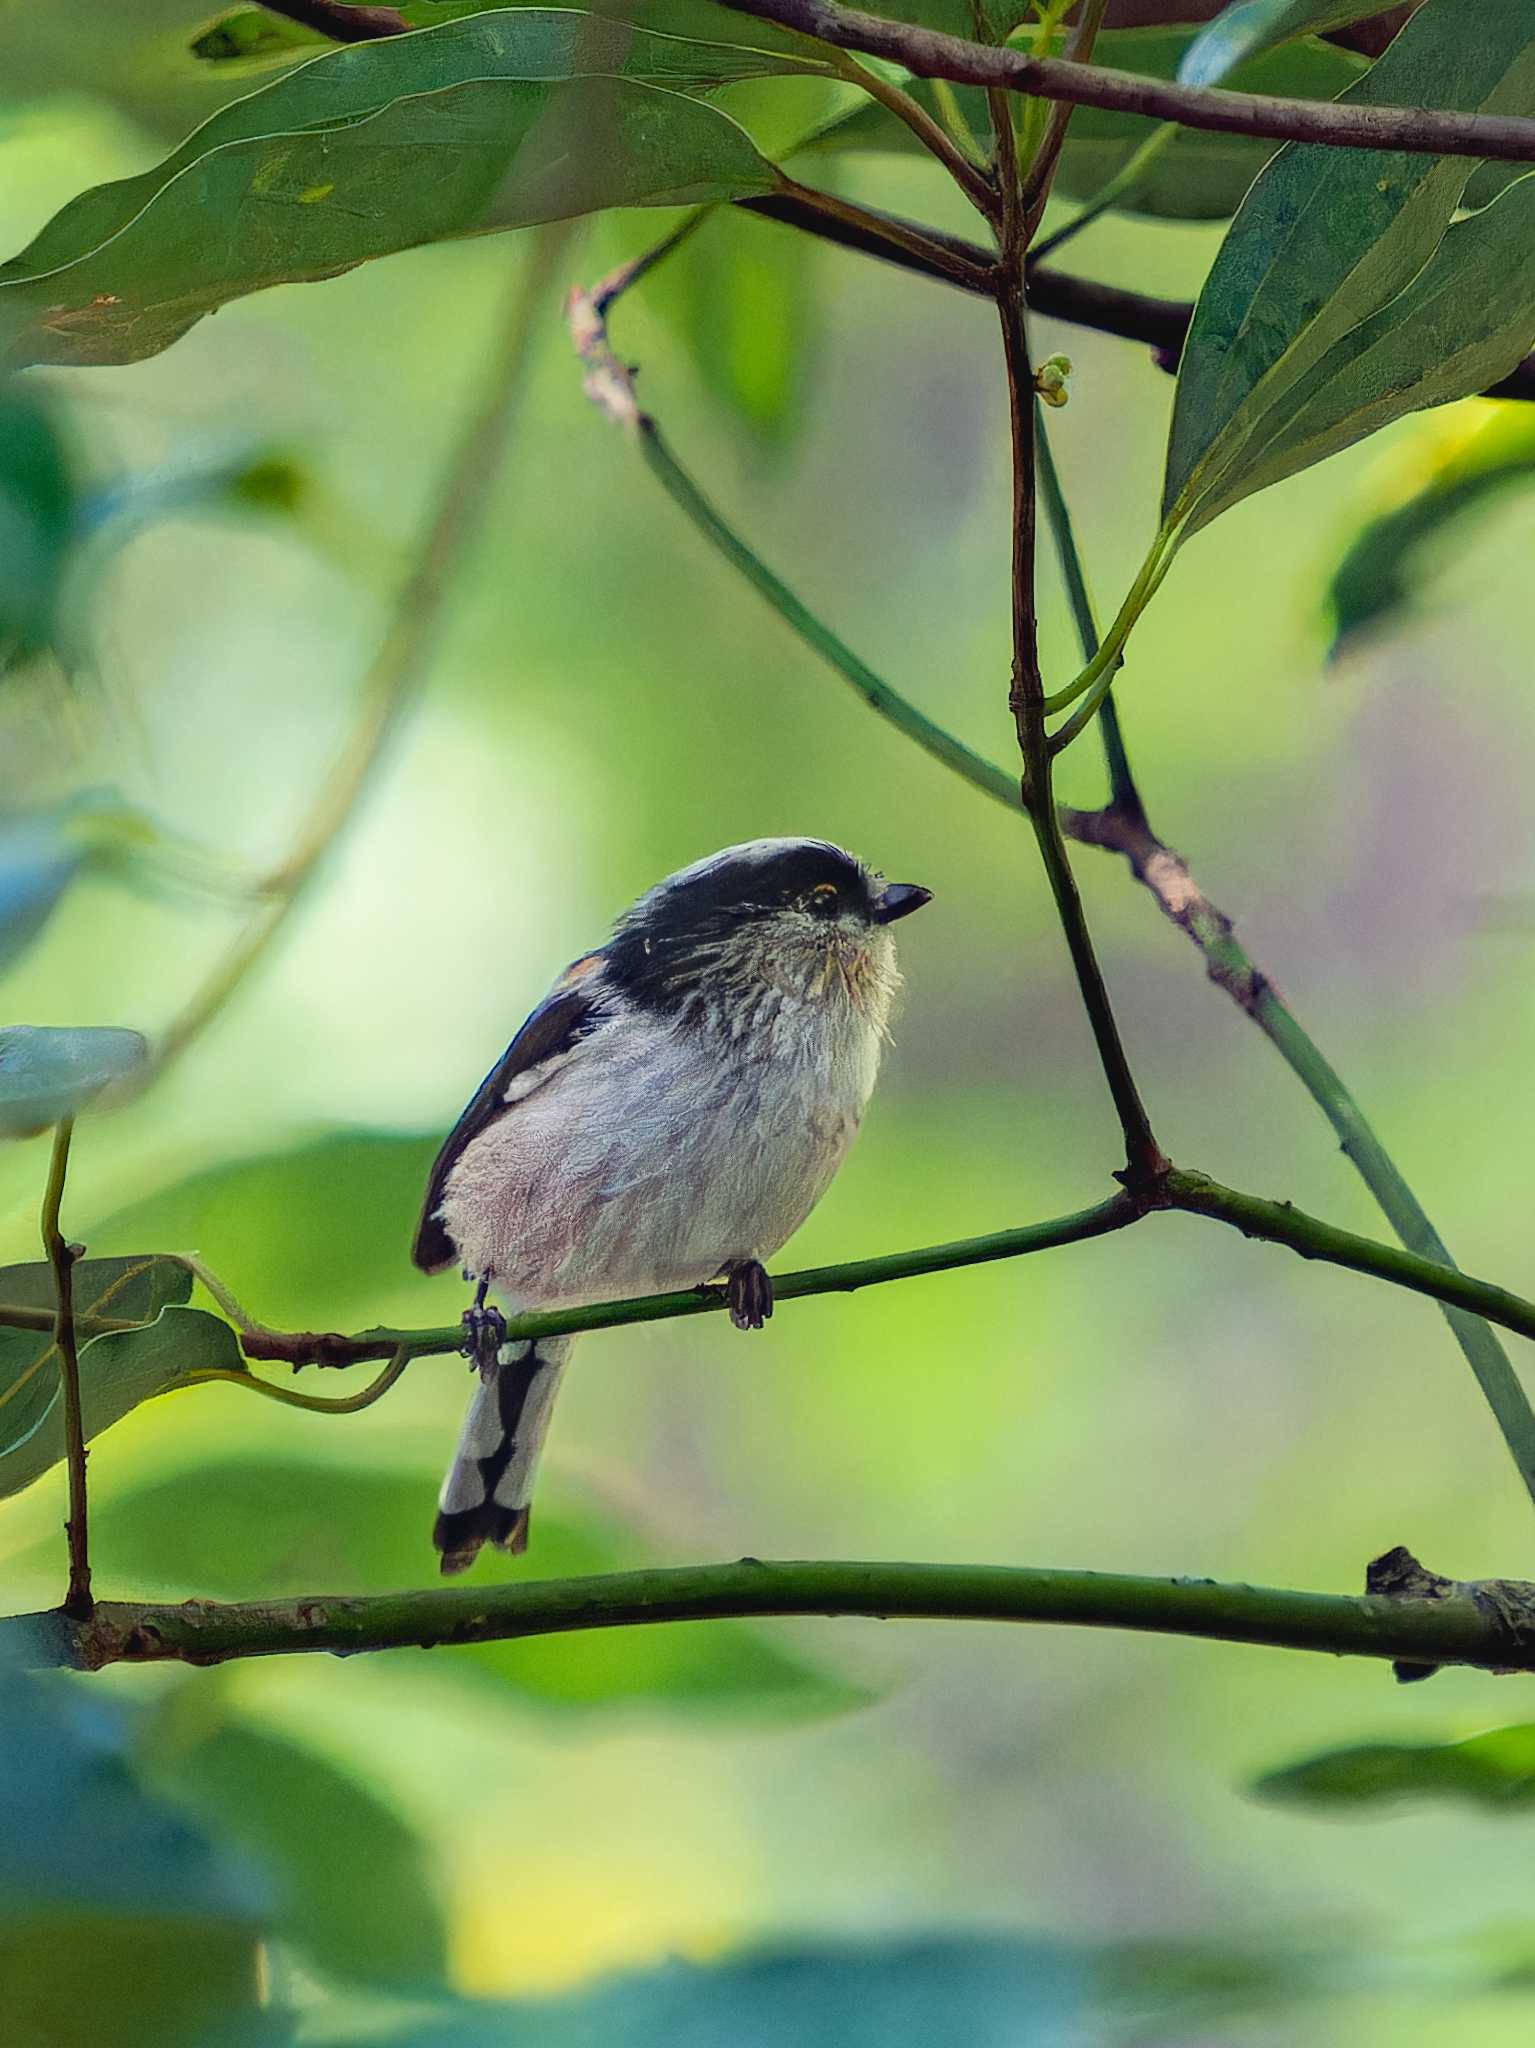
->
[[14, 1547, 1535, 1676]]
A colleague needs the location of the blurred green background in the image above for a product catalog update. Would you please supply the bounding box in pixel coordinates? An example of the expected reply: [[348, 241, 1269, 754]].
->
[[6, 4, 1535, 2041]]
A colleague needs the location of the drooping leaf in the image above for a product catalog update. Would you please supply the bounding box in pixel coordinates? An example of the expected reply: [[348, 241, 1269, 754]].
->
[[0, 1024, 146, 1136], [0, 388, 74, 672], [0, 1262, 230, 1501], [1324, 405, 1535, 655], [84, 1456, 867, 1717], [137, 1688, 449, 1988], [1165, 0, 1535, 540], [803, 27, 1366, 222], [1178, 1, 1391, 88], [0, 1664, 269, 2048], [1255, 1723, 1535, 1811], [1181, 169, 1535, 535], [0, 10, 803, 370]]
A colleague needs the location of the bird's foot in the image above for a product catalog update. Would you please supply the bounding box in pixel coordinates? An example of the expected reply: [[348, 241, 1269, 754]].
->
[[460, 1296, 507, 1375], [725, 1259, 773, 1332]]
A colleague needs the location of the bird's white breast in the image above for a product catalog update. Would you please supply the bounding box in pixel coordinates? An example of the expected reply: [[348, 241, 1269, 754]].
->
[[439, 984, 886, 1310]]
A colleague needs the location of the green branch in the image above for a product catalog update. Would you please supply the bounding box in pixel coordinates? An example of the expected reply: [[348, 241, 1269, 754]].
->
[[235, 1195, 1138, 1368], [15, 1547, 1535, 1675]]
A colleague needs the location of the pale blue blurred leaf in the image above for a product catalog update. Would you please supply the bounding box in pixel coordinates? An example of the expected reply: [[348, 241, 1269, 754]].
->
[[0, 1023, 146, 1136]]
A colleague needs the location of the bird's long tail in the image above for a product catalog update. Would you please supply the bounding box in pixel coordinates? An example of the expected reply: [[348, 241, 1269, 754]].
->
[[433, 1335, 573, 1575]]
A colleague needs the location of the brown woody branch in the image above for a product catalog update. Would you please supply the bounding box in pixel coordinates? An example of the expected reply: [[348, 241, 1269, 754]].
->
[[256, 0, 409, 37], [714, 0, 1535, 162]]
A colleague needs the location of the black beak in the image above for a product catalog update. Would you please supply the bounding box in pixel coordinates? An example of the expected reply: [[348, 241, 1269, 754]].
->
[[872, 882, 932, 925]]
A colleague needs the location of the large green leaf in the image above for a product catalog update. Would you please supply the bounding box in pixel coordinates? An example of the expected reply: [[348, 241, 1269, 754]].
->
[[1323, 406, 1535, 655], [1256, 1723, 1535, 1811], [803, 27, 1365, 222], [137, 1686, 449, 1989], [0, 1664, 269, 2048], [0, 9, 800, 370], [0, 1260, 231, 1499], [1165, 0, 1535, 537], [1178, 1, 1389, 87], [1181, 170, 1535, 533], [84, 1455, 867, 1716], [0, 1024, 146, 1136]]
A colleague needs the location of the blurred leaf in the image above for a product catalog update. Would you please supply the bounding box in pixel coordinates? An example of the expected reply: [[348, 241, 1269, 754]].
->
[[96, 1129, 438, 1328], [664, 205, 816, 446], [0, 1023, 146, 1136], [189, 7, 328, 67], [1165, 0, 1535, 541], [0, 10, 802, 370], [83, 1456, 868, 1716], [0, 812, 88, 976], [1178, 1, 1388, 86], [803, 28, 1365, 221], [337, 1935, 1093, 2047], [0, 1663, 269, 2048], [1256, 1723, 1535, 1811], [1325, 406, 1535, 654], [0, 387, 74, 671], [138, 1689, 448, 1988], [0, 1263, 223, 1501]]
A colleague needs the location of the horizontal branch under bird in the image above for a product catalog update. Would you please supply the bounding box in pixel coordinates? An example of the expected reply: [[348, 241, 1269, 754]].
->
[[9, 1546, 1535, 1678]]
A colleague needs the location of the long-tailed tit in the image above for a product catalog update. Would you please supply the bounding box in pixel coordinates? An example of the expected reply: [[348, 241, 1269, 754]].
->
[[412, 838, 931, 1573]]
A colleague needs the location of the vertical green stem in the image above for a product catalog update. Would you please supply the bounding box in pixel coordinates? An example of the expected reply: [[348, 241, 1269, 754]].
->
[[42, 1116, 90, 1617]]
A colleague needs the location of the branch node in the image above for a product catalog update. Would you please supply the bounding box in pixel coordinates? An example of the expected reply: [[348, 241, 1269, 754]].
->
[[1367, 1545, 1535, 1683]]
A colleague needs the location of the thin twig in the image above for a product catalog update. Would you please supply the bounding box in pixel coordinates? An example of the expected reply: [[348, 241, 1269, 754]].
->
[[41, 1118, 90, 1619], [744, 185, 997, 295], [18, 1545, 1535, 1677], [711, 0, 1535, 163], [185, 1344, 413, 1415], [819, 46, 995, 212], [236, 1196, 1140, 1367], [1019, 0, 1108, 230], [131, 225, 570, 1093]]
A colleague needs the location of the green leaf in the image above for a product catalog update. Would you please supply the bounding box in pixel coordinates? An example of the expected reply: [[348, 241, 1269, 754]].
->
[[84, 1455, 867, 1717], [137, 1690, 449, 1989], [1178, 1, 1388, 88], [1255, 1723, 1535, 1811], [0, 1024, 146, 1136], [0, 10, 798, 370], [804, 28, 1365, 222], [0, 1263, 226, 1501], [1165, 0, 1535, 539], [0, 1664, 269, 2048], [0, 388, 74, 672], [653, 203, 816, 445], [1323, 407, 1535, 655], [1184, 170, 1535, 534], [189, 7, 328, 68]]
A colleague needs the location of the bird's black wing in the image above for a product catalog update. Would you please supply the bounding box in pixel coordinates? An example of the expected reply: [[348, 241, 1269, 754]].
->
[[411, 960, 606, 1274]]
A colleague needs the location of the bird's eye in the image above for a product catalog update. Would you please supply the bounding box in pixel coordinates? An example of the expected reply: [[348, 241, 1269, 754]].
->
[[806, 883, 840, 917]]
